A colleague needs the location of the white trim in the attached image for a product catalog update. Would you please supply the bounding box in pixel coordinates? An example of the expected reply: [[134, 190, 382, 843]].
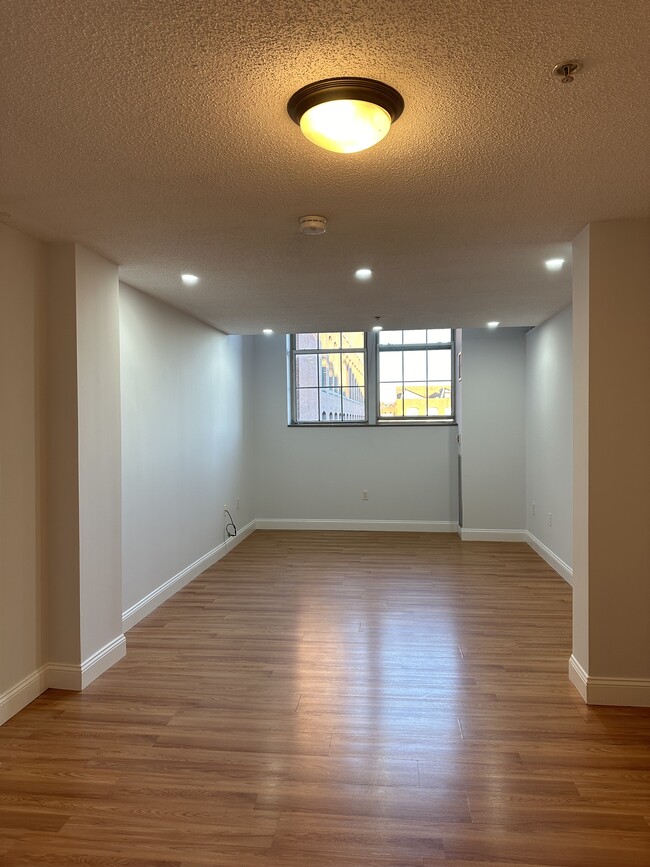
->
[[47, 634, 127, 691], [81, 634, 126, 688], [0, 666, 48, 726], [1, 635, 128, 723], [458, 527, 526, 542], [568, 654, 589, 702], [46, 663, 83, 691], [569, 655, 650, 707], [526, 531, 573, 585], [122, 520, 257, 632], [255, 519, 457, 533]]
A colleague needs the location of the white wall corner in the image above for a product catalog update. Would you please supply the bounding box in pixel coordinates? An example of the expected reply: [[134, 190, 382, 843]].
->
[[81, 633, 126, 689], [525, 531, 573, 585], [568, 654, 589, 702], [46, 634, 127, 692], [458, 528, 527, 542], [0, 667, 49, 726], [569, 655, 650, 707], [45, 663, 83, 691], [122, 520, 257, 632], [255, 519, 458, 533]]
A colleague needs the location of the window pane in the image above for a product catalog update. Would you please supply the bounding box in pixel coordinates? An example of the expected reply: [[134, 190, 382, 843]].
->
[[379, 383, 403, 417], [295, 354, 318, 388], [403, 329, 427, 344], [291, 331, 370, 424], [319, 332, 341, 350], [320, 388, 342, 420], [296, 389, 320, 422], [379, 351, 402, 382], [403, 349, 426, 380], [341, 352, 365, 395], [427, 349, 452, 380], [296, 332, 317, 350], [427, 329, 452, 344], [342, 331, 364, 349], [403, 383, 427, 416], [428, 381, 452, 417], [378, 330, 403, 345], [320, 352, 341, 386], [343, 387, 365, 421]]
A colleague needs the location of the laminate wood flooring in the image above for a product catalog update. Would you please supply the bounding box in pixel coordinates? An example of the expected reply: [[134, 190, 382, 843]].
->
[[1, 531, 649, 866]]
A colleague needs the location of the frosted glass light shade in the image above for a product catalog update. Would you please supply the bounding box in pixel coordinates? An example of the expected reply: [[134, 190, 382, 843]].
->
[[300, 99, 392, 153], [288, 78, 404, 155]]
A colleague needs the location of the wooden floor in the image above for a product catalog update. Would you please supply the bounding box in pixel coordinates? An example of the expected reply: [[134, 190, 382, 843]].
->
[[1, 531, 649, 866]]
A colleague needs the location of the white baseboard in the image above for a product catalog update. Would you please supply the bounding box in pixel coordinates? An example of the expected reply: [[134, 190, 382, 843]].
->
[[46, 663, 83, 691], [81, 634, 126, 688], [1, 524, 260, 726], [47, 634, 127, 691], [569, 655, 650, 707], [458, 527, 526, 542], [1, 634, 127, 724], [526, 531, 573, 585], [0, 666, 48, 726], [255, 519, 457, 532], [122, 520, 257, 632]]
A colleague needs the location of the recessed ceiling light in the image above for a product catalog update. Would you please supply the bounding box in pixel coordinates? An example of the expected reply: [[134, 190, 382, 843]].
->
[[487, 321, 500, 329], [545, 258, 565, 271], [355, 268, 373, 280], [287, 78, 404, 154], [262, 329, 273, 335], [181, 273, 199, 286], [372, 325, 383, 332]]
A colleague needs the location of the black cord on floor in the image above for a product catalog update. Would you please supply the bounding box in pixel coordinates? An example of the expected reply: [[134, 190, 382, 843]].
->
[[224, 508, 237, 538]]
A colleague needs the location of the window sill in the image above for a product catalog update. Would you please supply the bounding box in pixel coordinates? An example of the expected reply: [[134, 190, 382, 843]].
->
[[289, 420, 457, 428]]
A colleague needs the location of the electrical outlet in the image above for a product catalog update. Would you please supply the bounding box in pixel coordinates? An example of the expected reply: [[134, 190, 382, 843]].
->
[[547, 512, 552, 527], [362, 490, 368, 500], [532, 502, 536, 516], [236, 497, 240, 510]]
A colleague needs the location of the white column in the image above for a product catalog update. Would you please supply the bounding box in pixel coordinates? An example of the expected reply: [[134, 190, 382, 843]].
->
[[46, 243, 124, 689], [570, 219, 650, 706]]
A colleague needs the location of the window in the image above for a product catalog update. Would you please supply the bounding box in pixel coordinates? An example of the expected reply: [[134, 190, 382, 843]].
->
[[290, 329, 455, 424], [291, 332, 367, 423], [378, 329, 453, 419]]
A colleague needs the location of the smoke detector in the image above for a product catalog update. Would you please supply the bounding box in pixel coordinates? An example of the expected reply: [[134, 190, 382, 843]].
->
[[299, 215, 327, 235]]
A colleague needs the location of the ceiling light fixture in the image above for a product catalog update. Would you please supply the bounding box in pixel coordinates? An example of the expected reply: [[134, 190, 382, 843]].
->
[[355, 268, 373, 280], [181, 273, 199, 286], [545, 258, 565, 271], [487, 321, 500, 329], [288, 77, 404, 154], [262, 328, 274, 335], [372, 325, 383, 332]]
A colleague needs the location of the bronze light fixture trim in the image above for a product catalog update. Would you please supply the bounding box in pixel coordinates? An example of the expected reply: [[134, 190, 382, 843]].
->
[[287, 77, 405, 153]]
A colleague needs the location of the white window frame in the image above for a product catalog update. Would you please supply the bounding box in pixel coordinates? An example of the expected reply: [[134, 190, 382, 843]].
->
[[288, 330, 456, 426], [289, 332, 369, 425]]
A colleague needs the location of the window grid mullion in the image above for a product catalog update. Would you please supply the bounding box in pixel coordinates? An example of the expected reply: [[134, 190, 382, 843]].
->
[[291, 331, 453, 425]]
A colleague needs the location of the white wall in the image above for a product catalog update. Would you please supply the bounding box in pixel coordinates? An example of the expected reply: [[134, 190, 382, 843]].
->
[[45, 244, 81, 667], [526, 306, 573, 576], [0, 224, 46, 703], [571, 219, 650, 705], [249, 335, 458, 529], [76, 246, 123, 661], [45, 242, 125, 687], [460, 328, 527, 536], [120, 285, 253, 619]]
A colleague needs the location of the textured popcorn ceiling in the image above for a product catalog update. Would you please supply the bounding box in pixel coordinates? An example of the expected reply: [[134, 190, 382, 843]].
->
[[1, 0, 648, 333]]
